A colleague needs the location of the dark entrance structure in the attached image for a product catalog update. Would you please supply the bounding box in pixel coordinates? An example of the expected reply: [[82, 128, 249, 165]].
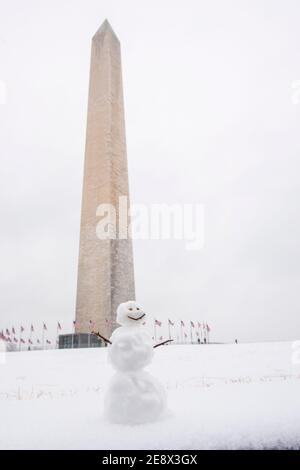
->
[[58, 333, 104, 349]]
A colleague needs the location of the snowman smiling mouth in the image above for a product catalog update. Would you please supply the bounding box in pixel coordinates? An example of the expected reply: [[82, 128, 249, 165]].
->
[[127, 313, 146, 321]]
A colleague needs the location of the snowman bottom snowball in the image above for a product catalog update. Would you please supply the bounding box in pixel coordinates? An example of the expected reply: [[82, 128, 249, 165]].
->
[[105, 370, 166, 424]]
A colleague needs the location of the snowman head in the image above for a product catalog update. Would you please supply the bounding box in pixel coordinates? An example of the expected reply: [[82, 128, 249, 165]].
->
[[116, 301, 146, 327]]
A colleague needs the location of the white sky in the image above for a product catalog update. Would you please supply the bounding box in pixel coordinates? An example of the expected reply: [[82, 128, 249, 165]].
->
[[0, 0, 300, 343]]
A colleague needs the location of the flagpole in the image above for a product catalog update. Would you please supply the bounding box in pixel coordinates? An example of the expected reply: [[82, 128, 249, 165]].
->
[[168, 321, 171, 341], [71, 321, 74, 349], [42, 325, 45, 350], [190, 323, 193, 344], [154, 319, 157, 342], [203, 323, 207, 344], [180, 322, 183, 344]]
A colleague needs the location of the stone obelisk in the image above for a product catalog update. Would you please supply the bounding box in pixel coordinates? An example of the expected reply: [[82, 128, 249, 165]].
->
[[75, 20, 135, 337]]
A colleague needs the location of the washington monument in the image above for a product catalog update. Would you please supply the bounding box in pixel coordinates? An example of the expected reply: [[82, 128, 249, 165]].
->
[[75, 20, 135, 337]]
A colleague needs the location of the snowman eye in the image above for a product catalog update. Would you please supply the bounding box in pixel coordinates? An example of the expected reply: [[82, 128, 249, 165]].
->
[[136, 307, 140, 310], [128, 308, 133, 311]]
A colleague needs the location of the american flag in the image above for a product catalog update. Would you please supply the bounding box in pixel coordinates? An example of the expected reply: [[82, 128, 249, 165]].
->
[[5, 329, 10, 336], [31, 324, 34, 332], [155, 319, 162, 327], [168, 319, 174, 326], [190, 321, 195, 328], [20, 326, 25, 333], [20, 338, 25, 344], [180, 320, 185, 327], [12, 327, 15, 335], [46, 339, 51, 344], [43, 323, 47, 331], [57, 322, 62, 330]]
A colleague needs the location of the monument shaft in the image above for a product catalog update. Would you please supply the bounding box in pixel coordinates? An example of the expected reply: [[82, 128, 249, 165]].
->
[[75, 20, 135, 336]]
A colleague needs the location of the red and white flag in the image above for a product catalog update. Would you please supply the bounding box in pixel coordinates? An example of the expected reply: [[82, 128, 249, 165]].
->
[[155, 319, 162, 327]]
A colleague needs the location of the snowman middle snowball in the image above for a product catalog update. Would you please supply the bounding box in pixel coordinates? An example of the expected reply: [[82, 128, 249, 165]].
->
[[105, 301, 167, 424]]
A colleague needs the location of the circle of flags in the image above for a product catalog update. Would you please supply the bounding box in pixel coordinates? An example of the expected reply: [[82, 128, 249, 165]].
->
[[0, 317, 212, 351]]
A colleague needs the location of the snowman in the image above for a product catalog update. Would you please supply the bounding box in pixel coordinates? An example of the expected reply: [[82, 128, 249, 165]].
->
[[94, 301, 170, 424]]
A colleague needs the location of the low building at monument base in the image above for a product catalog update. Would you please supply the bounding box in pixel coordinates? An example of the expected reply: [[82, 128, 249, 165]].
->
[[58, 333, 104, 349]]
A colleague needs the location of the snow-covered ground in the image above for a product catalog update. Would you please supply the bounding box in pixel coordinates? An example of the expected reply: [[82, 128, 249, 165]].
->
[[0, 341, 299, 449]]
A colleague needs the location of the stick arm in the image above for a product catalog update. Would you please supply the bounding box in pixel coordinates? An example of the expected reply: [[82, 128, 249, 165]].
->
[[91, 331, 112, 345], [153, 339, 173, 349]]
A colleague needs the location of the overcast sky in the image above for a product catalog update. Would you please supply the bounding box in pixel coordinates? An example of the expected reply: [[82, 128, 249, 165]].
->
[[1, 0, 300, 343]]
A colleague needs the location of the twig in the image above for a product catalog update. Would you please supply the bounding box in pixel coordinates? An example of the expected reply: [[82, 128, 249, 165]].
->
[[91, 331, 112, 345], [153, 339, 173, 348]]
